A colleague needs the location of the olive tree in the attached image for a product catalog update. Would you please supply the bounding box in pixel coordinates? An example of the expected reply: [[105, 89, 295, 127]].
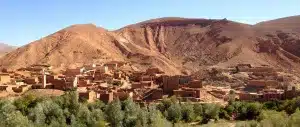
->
[[0, 100, 31, 127], [166, 103, 182, 123], [29, 100, 65, 126], [181, 102, 195, 122], [105, 99, 124, 127]]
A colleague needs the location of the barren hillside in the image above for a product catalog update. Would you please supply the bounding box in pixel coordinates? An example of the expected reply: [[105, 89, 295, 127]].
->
[[117, 17, 300, 73], [0, 43, 16, 57], [255, 15, 300, 33], [253, 16, 300, 73], [1, 16, 300, 74], [0, 24, 128, 70]]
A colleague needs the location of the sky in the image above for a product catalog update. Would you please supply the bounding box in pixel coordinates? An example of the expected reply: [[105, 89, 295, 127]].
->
[[0, 0, 299, 46]]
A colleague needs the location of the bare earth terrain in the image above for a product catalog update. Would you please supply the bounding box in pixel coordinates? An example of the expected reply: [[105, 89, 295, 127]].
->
[[0, 16, 300, 75], [0, 42, 16, 57]]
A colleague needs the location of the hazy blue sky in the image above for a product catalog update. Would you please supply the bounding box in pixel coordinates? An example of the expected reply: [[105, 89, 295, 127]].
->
[[0, 0, 299, 46]]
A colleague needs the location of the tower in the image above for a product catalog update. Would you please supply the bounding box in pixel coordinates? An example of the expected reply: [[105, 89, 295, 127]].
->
[[42, 68, 46, 88]]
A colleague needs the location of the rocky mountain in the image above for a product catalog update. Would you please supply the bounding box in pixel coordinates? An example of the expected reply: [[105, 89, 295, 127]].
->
[[0, 43, 16, 57], [0, 24, 128, 71], [1, 16, 300, 75], [253, 15, 300, 73]]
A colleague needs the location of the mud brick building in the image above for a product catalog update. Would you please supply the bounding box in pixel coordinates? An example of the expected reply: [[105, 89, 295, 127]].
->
[[179, 75, 192, 85], [64, 69, 81, 77], [236, 64, 252, 72], [146, 67, 164, 76], [238, 89, 285, 101], [188, 80, 202, 88], [142, 88, 163, 101], [131, 81, 154, 89], [247, 80, 280, 90], [238, 92, 262, 101], [163, 75, 180, 94], [99, 92, 114, 103], [261, 89, 284, 101], [104, 61, 126, 71], [173, 88, 201, 98], [0, 73, 11, 84], [24, 77, 39, 85], [114, 91, 131, 101], [79, 91, 96, 103]]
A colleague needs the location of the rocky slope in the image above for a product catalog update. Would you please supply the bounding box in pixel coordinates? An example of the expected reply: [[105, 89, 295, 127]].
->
[[1, 16, 300, 75], [0, 24, 128, 70], [0, 43, 16, 57], [253, 15, 300, 73], [117, 16, 300, 73]]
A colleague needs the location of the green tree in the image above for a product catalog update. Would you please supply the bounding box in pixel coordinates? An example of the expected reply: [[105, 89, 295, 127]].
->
[[263, 101, 281, 111], [229, 102, 262, 120], [245, 102, 262, 120], [122, 98, 139, 127], [202, 103, 220, 123], [14, 94, 39, 115], [181, 102, 195, 122], [228, 90, 236, 104], [90, 109, 105, 126], [105, 99, 124, 127], [94, 120, 107, 127], [87, 100, 105, 111], [288, 109, 300, 127], [279, 97, 300, 115], [225, 105, 234, 116], [219, 108, 231, 120], [166, 103, 182, 123], [54, 91, 80, 114], [259, 110, 288, 127], [229, 101, 244, 119], [29, 100, 65, 126], [147, 105, 172, 127], [0, 110, 32, 127], [193, 103, 203, 121], [136, 107, 148, 127], [0, 100, 32, 127], [157, 97, 173, 113], [77, 104, 92, 126]]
